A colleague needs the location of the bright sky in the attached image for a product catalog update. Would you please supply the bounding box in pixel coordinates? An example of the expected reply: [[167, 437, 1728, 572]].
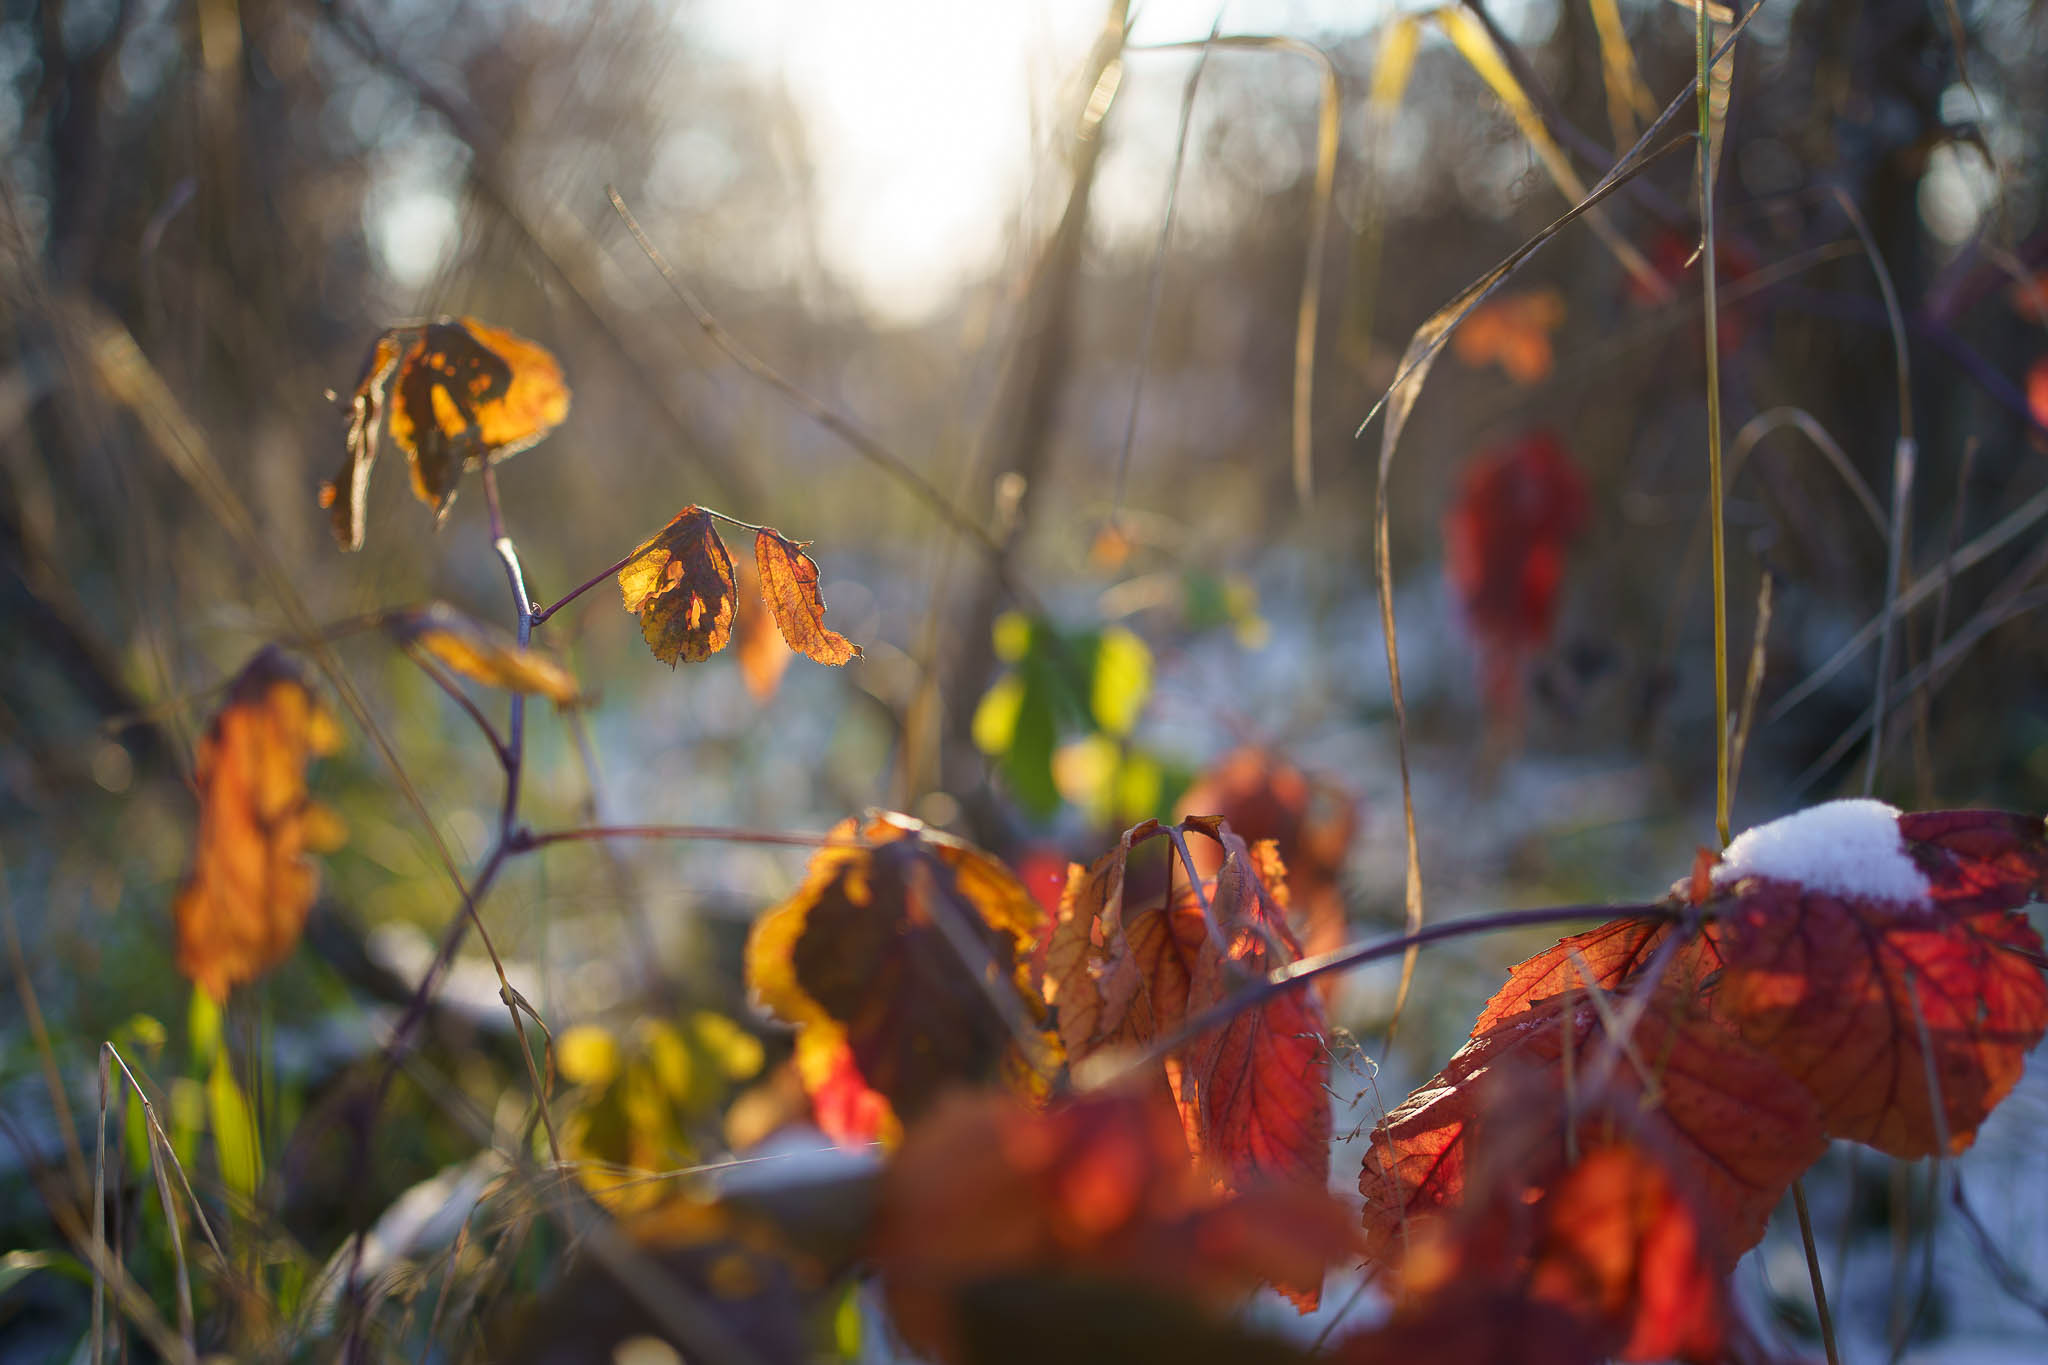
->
[[692, 0, 1396, 321]]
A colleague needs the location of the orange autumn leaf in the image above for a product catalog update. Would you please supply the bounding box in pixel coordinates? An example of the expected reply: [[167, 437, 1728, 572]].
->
[[754, 528, 860, 666], [383, 602, 579, 704], [1703, 800, 2048, 1157], [1175, 748, 1358, 999], [1358, 986, 1825, 1270], [1044, 819, 1332, 1211], [322, 318, 569, 548], [870, 1087, 1362, 1365], [1451, 287, 1565, 385], [745, 813, 1060, 1139], [731, 548, 793, 702], [173, 647, 344, 1000], [2027, 355, 2048, 431], [617, 506, 738, 665]]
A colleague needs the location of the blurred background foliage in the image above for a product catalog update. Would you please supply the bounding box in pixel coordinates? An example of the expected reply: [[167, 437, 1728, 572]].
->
[[4, 0, 2048, 1357]]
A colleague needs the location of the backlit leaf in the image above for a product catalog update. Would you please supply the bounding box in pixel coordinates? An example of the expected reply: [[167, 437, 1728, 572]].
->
[[754, 529, 861, 666], [1176, 749, 1357, 998], [617, 506, 738, 665], [1358, 986, 1825, 1270], [732, 548, 794, 702], [1705, 801, 2048, 1156], [1045, 820, 1332, 1216], [321, 318, 569, 547], [207, 1051, 263, 1202], [870, 1088, 1362, 1365], [746, 814, 1060, 1140], [173, 647, 343, 1000], [384, 601, 579, 704]]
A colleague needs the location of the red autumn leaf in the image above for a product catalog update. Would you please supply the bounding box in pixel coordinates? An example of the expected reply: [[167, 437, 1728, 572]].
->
[[1376, 1142, 1724, 1365], [1521, 1146, 1725, 1362], [617, 506, 738, 665], [1472, 914, 1724, 1034], [173, 648, 345, 1000], [746, 813, 1061, 1139], [869, 1087, 1362, 1365], [1174, 748, 1358, 995], [1331, 1284, 1613, 1365], [1704, 799, 2048, 1157], [1444, 431, 1589, 717], [754, 528, 861, 666], [1044, 820, 1332, 1205], [1451, 287, 1566, 385], [2007, 271, 2048, 324], [2027, 356, 2048, 432], [1359, 986, 1825, 1271]]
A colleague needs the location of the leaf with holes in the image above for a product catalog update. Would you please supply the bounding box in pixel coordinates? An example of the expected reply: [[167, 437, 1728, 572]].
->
[[321, 318, 568, 546], [173, 648, 345, 1000], [618, 506, 738, 665]]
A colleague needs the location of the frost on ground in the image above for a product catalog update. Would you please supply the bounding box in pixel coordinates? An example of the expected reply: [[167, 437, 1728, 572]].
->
[[1712, 798, 1931, 904]]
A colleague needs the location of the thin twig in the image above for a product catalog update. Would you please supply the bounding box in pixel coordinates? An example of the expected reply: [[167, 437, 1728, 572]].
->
[[1792, 1179, 1844, 1365], [1699, 0, 1730, 844], [509, 824, 867, 852]]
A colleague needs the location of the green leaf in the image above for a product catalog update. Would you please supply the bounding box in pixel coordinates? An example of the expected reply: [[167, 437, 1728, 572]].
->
[[207, 1054, 263, 1202]]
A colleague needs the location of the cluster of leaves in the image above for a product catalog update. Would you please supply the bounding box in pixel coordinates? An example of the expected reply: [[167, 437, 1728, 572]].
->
[[138, 317, 2048, 1365], [1360, 801, 2048, 1332]]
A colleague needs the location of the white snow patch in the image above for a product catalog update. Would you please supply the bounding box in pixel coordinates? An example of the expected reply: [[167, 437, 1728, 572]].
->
[[1713, 798, 1930, 903]]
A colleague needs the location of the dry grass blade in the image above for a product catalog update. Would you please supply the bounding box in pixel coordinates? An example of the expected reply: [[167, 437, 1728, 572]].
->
[[1588, 0, 1658, 146], [1124, 32, 1343, 504], [1727, 572, 1774, 808], [1437, 7, 1666, 298], [1357, 134, 1691, 1045], [1729, 408, 1887, 537], [1828, 187, 1917, 796], [1769, 483, 2048, 723], [1696, 0, 1730, 844]]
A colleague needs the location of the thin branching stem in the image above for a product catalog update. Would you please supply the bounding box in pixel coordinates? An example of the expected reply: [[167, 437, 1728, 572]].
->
[[510, 824, 867, 852]]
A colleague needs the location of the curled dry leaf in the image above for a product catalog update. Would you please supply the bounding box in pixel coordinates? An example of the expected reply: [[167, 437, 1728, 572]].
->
[[617, 506, 738, 665], [384, 602, 579, 704], [870, 1087, 1362, 1365], [1705, 801, 2048, 1157], [173, 647, 345, 1000], [755, 528, 861, 666], [1174, 748, 1358, 996], [745, 813, 1061, 1141], [1358, 986, 1825, 1271], [1044, 820, 1332, 1220], [321, 317, 569, 548]]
